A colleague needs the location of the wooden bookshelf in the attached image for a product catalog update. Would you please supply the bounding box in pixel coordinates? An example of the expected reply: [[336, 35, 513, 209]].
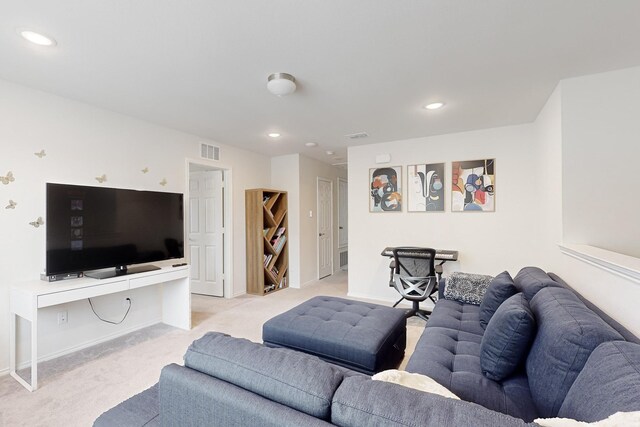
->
[[246, 189, 289, 295]]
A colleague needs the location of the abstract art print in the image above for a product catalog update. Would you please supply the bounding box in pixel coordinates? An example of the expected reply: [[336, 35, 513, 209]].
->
[[370, 166, 402, 212], [407, 163, 445, 212], [451, 159, 495, 212]]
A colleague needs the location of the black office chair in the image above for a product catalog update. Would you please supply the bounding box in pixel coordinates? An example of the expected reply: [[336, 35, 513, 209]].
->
[[389, 247, 438, 321]]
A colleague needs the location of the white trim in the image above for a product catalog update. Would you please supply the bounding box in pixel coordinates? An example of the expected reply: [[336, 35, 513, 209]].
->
[[559, 243, 640, 284]]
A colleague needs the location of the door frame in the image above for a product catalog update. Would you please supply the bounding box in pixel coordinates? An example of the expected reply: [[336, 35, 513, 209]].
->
[[185, 158, 233, 298], [337, 177, 348, 251], [316, 177, 334, 279]]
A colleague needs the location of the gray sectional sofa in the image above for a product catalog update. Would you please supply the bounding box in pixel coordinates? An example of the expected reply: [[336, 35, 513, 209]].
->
[[95, 267, 640, 426]]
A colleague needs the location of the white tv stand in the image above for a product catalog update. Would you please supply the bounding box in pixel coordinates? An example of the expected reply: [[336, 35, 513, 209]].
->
[[9, 265, 191, 392]]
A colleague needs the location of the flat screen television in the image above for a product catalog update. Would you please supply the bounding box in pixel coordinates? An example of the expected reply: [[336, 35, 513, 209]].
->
[[46, 183, 184, 279]]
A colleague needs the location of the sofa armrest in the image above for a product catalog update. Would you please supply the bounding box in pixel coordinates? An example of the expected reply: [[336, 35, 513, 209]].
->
[[332, 376, 537, 427], [159, 364, 333, 427]]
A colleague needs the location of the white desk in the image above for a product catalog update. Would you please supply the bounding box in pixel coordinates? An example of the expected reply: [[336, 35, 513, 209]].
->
[[9, 265, 191, 391]]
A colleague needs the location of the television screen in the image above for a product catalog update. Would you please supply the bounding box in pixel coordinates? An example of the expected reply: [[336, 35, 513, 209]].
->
[[46, 183, 184, 276]]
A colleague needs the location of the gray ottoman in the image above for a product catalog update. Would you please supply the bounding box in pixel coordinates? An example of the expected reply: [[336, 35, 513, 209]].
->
[[262, 296, 407, 375]]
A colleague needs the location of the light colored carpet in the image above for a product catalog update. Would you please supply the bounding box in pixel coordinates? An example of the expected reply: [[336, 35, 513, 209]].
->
[[0, 271, 426, 427]]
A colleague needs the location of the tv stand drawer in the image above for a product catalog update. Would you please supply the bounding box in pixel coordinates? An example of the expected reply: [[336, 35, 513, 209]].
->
[[129, 269, 188, 290], [38, 280, 128, 308]]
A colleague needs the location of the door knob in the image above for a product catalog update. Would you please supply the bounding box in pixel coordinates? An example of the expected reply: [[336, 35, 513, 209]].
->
[[319, 233, 325, 236]]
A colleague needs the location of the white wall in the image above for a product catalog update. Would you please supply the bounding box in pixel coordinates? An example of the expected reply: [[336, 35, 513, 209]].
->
[[561, 66, 640, 258], [534, 84, 563, 269], [0, 79, 271, 371], [270, 154, 301, 287], [536, 68, 640, 337], [347, 124, 542, 302]]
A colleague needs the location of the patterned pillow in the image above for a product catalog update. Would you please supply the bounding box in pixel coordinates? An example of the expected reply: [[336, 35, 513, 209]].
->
[[443, 272, 494, 305]]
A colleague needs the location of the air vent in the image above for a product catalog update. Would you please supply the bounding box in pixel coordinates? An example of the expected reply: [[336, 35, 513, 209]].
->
[[345, 132, 368, 140], [200, 143, 220, 161]]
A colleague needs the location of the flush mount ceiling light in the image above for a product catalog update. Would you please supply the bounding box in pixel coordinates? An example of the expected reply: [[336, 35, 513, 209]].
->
[[268, 132, 281, 138], [267, 73, 296, 96], [305, 142, 318, 147], [424, 102, 445, 110], [18, 29, 57, 47], [325, 150, 335, 156]]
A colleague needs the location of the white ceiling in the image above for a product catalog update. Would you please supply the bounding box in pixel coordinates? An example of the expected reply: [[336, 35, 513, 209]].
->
[[2, 1, 640, 164]]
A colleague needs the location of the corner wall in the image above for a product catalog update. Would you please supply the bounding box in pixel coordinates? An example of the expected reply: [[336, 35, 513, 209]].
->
[[347, 124, 542, 302], [0, 79, 271, 372]]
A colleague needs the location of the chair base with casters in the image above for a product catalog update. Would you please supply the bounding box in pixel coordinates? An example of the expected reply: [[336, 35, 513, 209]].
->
[[389, 247, 438, 321]]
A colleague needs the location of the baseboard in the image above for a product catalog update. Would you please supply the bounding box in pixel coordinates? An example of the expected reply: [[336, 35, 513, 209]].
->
[[1, 317, 163, 375], [346, 291, 435, 310]]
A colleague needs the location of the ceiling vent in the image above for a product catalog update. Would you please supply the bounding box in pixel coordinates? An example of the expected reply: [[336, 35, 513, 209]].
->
[[345, 132, 369, 140], [200, 143, 220, 161]]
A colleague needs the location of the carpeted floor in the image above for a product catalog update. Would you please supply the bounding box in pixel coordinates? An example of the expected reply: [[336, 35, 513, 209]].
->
[[0, 271, 427, 426]]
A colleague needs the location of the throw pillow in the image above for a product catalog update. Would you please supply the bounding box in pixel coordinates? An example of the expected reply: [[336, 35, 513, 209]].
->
[[535, 411, 640, 427], [443, 272, 494, 305], [480, 293, 536, 381], [372, 369, 460, 400], [479, 271, 518, 329]]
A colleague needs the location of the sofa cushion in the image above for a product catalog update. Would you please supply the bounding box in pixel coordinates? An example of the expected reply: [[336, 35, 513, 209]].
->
[[481, 293, 536, 381], [406, 299, 539, 421], [479, 271, 518, 329], [372, 369, 460, 399], [94, 384, 159, 427], [183, 332, 343, 420], [558, 341, 640, 422], [332, 376, 533, 427], [513, 266, 560, 301], [526, 287, 624, 418], [443, 272, 494, 305]]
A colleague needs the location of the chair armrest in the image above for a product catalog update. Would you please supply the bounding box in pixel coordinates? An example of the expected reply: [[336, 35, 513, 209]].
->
[[438, 278, 446, 300]]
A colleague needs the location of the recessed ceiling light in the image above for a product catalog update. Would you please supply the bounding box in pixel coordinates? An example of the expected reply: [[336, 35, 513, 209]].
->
[[268, 133, 281, 138], [325, 150, 334, 155], [305, 142, 318, 147], [424, 102, 445, 110], [19, 29, 56, 47]]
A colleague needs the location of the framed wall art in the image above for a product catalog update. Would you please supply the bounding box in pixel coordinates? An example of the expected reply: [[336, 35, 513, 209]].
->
[[369, 166, 402, 212], [407, 163, 445, 212], [451, 159, 495, 212]]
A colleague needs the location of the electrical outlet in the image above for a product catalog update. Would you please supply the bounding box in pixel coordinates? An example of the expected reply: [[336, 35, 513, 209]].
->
[[57, 311, 68, 325]]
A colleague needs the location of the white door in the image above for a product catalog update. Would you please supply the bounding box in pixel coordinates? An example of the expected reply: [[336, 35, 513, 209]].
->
[[338, 178, 348, 249], [317, 178, 333, 279], [189, 170, 224, 296]]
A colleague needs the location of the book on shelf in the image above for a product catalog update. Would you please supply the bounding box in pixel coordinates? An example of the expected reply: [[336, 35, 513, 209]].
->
[[263, 253, 273, 267], [263, 195, 271, 205], [271, 265, 279, 276], [274, 235, 287, 252], [263, 228, 270, 236]]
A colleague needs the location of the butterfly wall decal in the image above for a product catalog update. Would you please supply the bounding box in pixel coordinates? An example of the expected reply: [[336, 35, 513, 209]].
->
[[95, 174, 107, 183], [159, 178, 167, 186], [141, 167, 149, 174], [1, 171, 15, 185], [34, 149, 46, 158], [6, 200, 17, 209], [29, 217, 44, 228]]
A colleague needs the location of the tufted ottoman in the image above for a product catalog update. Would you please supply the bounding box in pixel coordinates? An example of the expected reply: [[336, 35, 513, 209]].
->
[[262, 296, 407, 375]]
